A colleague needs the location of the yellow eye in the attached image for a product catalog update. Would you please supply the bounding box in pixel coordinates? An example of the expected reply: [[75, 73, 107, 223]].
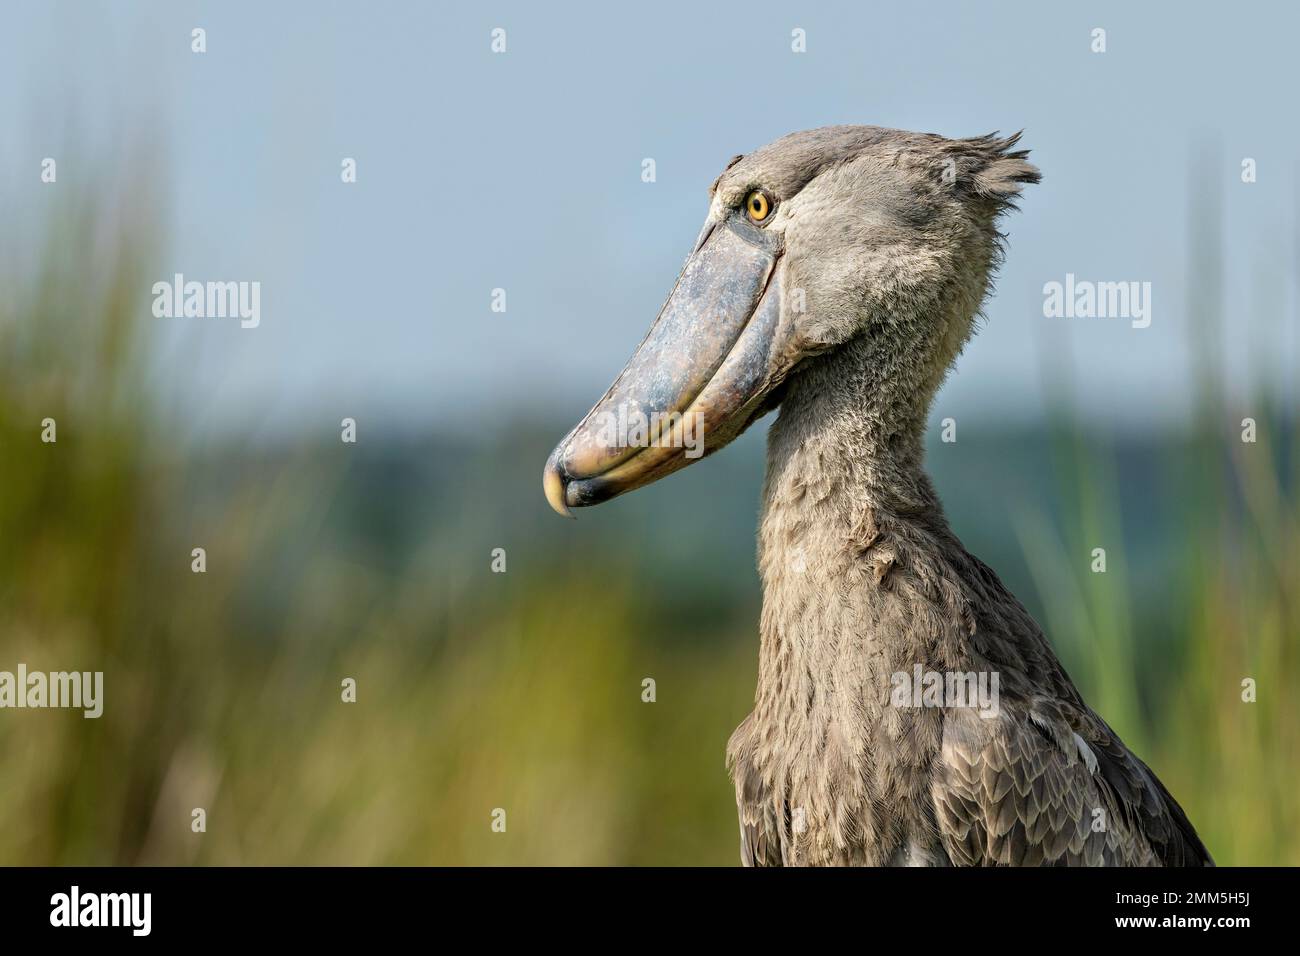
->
[[745, 189, 773, 223]]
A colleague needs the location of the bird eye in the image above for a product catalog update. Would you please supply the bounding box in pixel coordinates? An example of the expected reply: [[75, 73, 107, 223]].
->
[[745, 189, 774, 224]]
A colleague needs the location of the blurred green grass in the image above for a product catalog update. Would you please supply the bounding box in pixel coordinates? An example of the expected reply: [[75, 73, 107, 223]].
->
[[1, 167, 1296, 865]]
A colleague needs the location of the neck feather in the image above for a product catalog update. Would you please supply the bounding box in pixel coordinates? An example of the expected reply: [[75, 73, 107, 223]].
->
[[760, 332, 947, 540], [751, 330, 964, 721]]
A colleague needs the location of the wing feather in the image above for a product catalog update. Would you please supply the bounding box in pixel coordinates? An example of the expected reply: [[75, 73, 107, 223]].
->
[[933, 701, 1212, 866]]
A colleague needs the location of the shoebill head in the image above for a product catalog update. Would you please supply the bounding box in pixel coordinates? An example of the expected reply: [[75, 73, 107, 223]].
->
[[544, 125, 1039, 516]]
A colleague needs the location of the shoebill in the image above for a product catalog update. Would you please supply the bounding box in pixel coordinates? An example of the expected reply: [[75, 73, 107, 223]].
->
[[542, 126, 1212, 867]]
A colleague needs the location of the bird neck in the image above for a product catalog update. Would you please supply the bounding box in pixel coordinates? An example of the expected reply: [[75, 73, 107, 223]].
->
[[759, 331, 948, 548], [753, 331, 958, 717]]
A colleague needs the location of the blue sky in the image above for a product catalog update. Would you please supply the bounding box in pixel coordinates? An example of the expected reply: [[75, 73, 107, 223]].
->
[[3, 0, 1296, 436]]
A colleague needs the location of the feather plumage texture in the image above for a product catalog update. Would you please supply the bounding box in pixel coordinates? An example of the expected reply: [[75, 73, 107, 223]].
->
[[717, 127, 1211, 867]]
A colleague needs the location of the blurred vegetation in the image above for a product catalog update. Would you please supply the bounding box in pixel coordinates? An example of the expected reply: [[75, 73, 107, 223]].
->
[[1012, 162, 1300, 866], [0, 163, 1295, 865]]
